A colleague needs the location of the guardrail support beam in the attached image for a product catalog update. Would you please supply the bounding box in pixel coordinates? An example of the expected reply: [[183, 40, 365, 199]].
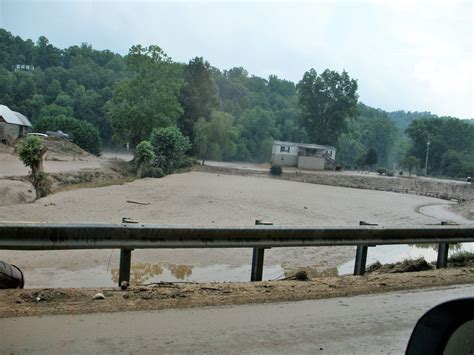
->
[[251, 247, 265, 282], [250, 219, 272, 282], [119, 248, 132, 286], [436, 242, 449, 269], [353, 245, 368, 276]]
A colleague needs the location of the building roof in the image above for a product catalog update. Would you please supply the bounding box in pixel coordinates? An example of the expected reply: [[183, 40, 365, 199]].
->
[[0, 105, 32, 127], [273, 140, 336, 151], [14, 111, 32, 127]]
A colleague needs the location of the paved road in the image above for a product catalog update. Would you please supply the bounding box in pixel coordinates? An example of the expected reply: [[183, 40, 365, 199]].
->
[[1, 285, 473, 354]]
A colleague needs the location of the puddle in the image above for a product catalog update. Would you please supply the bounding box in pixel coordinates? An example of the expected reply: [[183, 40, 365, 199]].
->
[[418, 204, 472, 224], [337, 242, 474, 275], [22, 242, 474, 288], [23, 263, 285, 288]]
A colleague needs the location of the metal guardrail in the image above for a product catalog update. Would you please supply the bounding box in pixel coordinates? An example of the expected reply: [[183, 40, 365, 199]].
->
[[0, 222, 473, 285]]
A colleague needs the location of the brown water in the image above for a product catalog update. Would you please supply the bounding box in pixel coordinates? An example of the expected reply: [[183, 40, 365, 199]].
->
[[24, 263, 286, 288]]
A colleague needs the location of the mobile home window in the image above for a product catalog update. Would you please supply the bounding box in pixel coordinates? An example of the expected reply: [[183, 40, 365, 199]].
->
[[280, 146, 290, 153]]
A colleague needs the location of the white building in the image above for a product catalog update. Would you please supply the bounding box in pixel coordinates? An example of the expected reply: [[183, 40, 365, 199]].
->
[[0, 105, 32, 144], [271, 140, 337, 170]]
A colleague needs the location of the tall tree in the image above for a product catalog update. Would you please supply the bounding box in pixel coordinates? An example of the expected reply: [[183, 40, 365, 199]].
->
[[107, 45, 183, 146], [179, 57, 219, 139], [193, 111, 239, 163], [237, 106, 278, 162], [297, 69, 358, 145]]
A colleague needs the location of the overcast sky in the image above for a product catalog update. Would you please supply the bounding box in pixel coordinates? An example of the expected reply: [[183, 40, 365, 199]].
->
[[1, 0, 472, 118]]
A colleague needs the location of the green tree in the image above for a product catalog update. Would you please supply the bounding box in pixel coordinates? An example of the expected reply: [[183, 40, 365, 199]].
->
[[134, 140, 156, 177], [107, 45, 183, 146], [18, 136, 50, 198], [193, 111, 239, 164], [359, 115, 399, 167], [45, 79, 62, 104], [364, 148, 378, 167], [405, 116, 474, 175], [34, 115, 101, 155], [399, 155, 420, 176], [179, 57, 219, 139], [237, 107, 278, 162], [297, 69, 358, 145], [150, 126, 191, 174]]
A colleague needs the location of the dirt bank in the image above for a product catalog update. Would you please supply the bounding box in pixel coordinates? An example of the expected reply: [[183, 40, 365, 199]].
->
[[0, 266, 472, 318], [0, 179, 35, 206], [194, 164, 474, 202]]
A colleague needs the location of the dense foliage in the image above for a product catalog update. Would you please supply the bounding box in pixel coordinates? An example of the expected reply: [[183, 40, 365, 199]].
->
[[149, 126, 192, 174], [107, 45, 183, 146], [405, 116, 474, 177], [34, 115, 101, 155], [1, 29, 472, 178]]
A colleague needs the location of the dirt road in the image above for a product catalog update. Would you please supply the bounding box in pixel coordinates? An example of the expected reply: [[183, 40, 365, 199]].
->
[[1, 284, 472, 354]]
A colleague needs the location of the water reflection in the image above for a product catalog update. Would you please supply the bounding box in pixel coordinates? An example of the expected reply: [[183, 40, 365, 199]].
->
[[111, 262, 193, 284], [169, 264, 193, 279], [338, 242, 474, 275], [284, 266, 339, 278], [410, 243, 462, 251]]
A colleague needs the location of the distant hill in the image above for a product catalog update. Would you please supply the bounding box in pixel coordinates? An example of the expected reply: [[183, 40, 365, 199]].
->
[[357, 103, 436, 132], [386, 110, 435, 132]]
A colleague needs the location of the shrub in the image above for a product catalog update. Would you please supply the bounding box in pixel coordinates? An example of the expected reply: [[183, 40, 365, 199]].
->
[[270, 164, 282, 176], [386, 170, 394, 177], [376, 167, 387, 175], [448, 251, 474, 265], [150, 126, 191, 174], [399, 171, 404, 176], [18, 136, 50, 198], [34, 115, 101, 155], [134, 140, 155, 177], [141, 166, 165, 178]]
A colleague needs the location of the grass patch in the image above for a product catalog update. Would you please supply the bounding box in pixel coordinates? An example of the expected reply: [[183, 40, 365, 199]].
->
[[448, 251, 474, 266], [367, 257, 433, 273]]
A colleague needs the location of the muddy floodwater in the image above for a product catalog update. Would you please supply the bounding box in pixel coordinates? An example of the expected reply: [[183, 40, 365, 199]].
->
[[0, 172, 472, 288]]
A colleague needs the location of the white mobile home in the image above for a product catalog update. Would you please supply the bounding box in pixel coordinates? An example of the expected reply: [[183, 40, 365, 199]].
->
[[0, 105, 32, 144], [271, 141, 337, 170]]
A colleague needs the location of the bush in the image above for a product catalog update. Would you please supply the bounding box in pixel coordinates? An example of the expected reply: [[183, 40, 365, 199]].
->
[[150, 126, 191, 174], [141, 166, 165, 178], [399, 171, 404, 176], [34, 115, 101, 155], [386, 170, 394, 177], [376, 167, 387, 175], [18, 136, 50, 198], [270, 164, 282, 176], [448, 251, 474, 265]]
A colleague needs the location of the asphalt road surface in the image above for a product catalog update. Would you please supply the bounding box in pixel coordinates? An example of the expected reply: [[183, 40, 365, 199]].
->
[[1, 284, 473, 354]]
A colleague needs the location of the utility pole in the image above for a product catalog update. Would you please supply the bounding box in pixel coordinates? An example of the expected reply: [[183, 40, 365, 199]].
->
[[425, 140, 430, 176]]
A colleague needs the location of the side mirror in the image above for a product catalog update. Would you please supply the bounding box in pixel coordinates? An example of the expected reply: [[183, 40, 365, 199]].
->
[[406, 298, 474, 355]]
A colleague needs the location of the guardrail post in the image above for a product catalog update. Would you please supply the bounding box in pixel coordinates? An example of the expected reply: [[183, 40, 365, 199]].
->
[[119, 248, 132, 286], [118, 217, 138, 286], [251, 248, 265, 282], [354, 221, 378, 276], [353, 245, 368, 276], [436, 243, 449, 269], [251, 220, 273, 282]]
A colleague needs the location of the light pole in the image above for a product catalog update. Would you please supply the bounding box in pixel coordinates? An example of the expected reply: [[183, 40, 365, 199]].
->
[[425, 140, 430, 176]]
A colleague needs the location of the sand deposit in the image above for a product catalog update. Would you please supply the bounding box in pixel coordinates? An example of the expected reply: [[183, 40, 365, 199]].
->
[[0, 171, 465, 287]]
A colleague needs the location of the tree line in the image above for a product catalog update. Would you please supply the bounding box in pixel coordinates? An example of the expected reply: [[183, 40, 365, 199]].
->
[[1, 29, 472, 178]]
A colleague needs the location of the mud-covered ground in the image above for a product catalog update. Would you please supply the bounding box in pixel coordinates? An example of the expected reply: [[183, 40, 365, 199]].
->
[[0, 171, 461, 288], [1, 147, 473, 316], [1, 266, 473, 318]]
